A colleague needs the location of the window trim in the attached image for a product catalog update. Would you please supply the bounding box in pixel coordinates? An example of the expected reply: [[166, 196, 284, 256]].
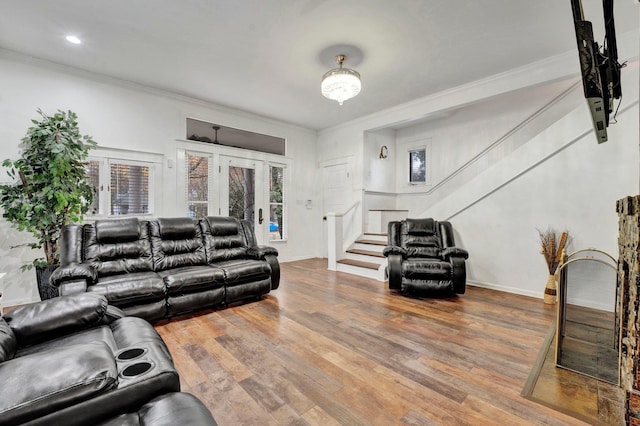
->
[[86, 149, 161, 219], [109, 159, 153, 216], [268, 162, 288, 242], [176, 142, 292, 244], [184, 150, 213, 219], [406, 142, 430, 186]]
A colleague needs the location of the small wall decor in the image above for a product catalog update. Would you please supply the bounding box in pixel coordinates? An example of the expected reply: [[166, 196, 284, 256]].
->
[[379, 145, 388, 159]]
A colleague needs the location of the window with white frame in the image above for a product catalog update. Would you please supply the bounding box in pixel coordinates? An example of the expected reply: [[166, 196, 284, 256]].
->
[[186, 152, 210, 218], [85, 158, 154, 216], [409, 147, 427, 184], [85, 160, 101, 215], [269, 164, 286, 241]]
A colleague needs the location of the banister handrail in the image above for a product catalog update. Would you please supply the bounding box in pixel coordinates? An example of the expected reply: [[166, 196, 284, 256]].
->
[[326, 201, 361, 271], [328, 201, 360, 218], [421, 80, 582, 197]]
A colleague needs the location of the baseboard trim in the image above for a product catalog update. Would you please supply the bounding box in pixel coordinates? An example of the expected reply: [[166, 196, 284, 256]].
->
[[467, 279, 542, 299], [280, 255, 318, 264]]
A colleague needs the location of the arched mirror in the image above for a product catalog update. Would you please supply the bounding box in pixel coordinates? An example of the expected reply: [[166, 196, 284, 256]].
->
[[555, 248, 620, 384]]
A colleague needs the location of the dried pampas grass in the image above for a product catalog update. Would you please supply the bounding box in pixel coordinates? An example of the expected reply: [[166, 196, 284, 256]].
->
[[538, 228, 569, 274]]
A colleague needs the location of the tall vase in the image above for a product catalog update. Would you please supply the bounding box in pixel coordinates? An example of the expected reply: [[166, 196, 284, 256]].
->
[[543, 274, 557, 304]]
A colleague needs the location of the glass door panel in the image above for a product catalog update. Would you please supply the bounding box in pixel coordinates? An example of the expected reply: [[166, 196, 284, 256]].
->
[[186, 153, 209, 218], [219, 156, 265, 243], [228, 165, 255, 222]]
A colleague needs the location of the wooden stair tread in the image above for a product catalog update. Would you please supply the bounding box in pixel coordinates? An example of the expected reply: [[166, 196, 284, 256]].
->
[[356, 239, 387, 246], [346, 249, 385, 258], [337, 259, 380, 270], [364, 232, 388, 236]]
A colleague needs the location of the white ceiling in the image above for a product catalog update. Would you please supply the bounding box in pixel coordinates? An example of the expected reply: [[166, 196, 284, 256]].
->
[[0, 0, 637, 131]]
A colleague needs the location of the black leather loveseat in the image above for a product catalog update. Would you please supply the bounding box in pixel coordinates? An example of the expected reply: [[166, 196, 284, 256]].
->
[[384, 218, 468, 296], [0, 293, 216, 425], [50, 216, 279, 321]]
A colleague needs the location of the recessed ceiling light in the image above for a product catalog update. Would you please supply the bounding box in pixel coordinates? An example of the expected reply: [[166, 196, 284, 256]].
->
[[65, 35, 81, 45]]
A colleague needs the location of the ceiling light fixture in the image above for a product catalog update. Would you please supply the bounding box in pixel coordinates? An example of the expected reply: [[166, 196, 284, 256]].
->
[[65, 35, 82, 45], [321, 54, 361, 106]]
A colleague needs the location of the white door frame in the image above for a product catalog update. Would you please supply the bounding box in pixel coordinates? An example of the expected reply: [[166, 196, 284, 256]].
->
[[320, 156, 354, 258], [218, 155, 266, 243]]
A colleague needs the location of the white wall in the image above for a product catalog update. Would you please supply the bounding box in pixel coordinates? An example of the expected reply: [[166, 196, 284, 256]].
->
[[317, 35, 639, 303], [0, 51, 321, 306], [446, 93, 637, 298]]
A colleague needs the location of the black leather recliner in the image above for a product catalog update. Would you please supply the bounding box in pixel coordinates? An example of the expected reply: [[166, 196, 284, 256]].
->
[[0, 293, 216, 425], [383, 218, 468, 296]]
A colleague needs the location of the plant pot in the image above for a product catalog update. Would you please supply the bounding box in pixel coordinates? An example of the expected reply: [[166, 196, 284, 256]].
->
[[36, 264, 59, 301], [543, 274, 557, 304]]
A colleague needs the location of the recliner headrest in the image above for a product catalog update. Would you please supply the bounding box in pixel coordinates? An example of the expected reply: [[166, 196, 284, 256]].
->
[[405, 218, 436, 235], [205, 216, 240, 236], [157, 217, 196, 240], [95, 218, 141, 243], [0, 319, 16, 362]]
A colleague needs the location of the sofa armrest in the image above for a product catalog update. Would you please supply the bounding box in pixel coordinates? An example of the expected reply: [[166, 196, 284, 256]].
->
[[246, 245, 279, 259], [450, 257, 467, 294], [441, 247, 469, 260], [59, 279, 89, 296], [386, 253, 403, 290], [3, 293, 112, 347], [265, 254, 280, 290], [383, 246, 406, 258], [0, 341, 117, 425], [50, 263, 97, 287]]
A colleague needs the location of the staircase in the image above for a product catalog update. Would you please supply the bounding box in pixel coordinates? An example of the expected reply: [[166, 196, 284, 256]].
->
[[336, 232, 388, 281]]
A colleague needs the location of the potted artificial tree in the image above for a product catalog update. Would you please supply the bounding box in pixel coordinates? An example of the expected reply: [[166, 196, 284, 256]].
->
[[0, 109, 96, 300]]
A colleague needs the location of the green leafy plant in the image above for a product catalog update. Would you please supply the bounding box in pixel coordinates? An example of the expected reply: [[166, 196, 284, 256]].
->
[[0, 109, 96, 269]]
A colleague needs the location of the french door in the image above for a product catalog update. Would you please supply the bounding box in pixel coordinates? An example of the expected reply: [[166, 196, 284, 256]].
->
[[219, 156, 265, 243], [182, 149, 286, 245]]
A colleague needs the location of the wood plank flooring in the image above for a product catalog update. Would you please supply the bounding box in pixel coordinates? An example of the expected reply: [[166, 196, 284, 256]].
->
[[154, 258, 591, 425], [523, 325, 624, 425]]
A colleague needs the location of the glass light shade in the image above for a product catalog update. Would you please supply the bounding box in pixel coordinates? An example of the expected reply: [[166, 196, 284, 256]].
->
[[321, 68, 361, 105]]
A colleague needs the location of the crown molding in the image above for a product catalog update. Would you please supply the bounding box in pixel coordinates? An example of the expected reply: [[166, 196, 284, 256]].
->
[[0, 48, 316, 136]]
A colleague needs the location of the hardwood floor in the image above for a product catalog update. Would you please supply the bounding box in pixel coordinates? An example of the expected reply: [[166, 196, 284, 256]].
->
[[154, 258, 591, 425]]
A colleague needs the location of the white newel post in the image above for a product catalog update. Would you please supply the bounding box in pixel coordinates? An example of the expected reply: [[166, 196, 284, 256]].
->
[[327, 212, 343, 271]]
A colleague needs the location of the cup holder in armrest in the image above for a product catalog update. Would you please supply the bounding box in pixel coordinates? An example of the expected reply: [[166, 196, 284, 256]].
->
[[120, 361, 154, 378], [116, 347, 147, 362]]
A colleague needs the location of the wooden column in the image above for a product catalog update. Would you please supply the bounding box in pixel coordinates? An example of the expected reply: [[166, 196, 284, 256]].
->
[[617, 195, 640, 424]]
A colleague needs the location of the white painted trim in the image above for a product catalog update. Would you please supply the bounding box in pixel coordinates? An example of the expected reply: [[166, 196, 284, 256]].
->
[[279, 255, 320, 264], [319, 29, 638, 135], [0, 48, 316, 136], [91, 147, 165, 165], [467, 280, 542, 300], [319, 51, 580, 135], [423, 99, 639, 221]]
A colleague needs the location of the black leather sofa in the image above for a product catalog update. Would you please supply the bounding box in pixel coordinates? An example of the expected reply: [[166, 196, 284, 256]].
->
[[0, 293, 216, 425], [384, 218, 469, 296], [97, 392, 217, 426], [50, 216, 280, 321]]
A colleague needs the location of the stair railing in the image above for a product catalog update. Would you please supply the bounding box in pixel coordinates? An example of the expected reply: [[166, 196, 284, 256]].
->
[[326, 201, 360, 271]]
